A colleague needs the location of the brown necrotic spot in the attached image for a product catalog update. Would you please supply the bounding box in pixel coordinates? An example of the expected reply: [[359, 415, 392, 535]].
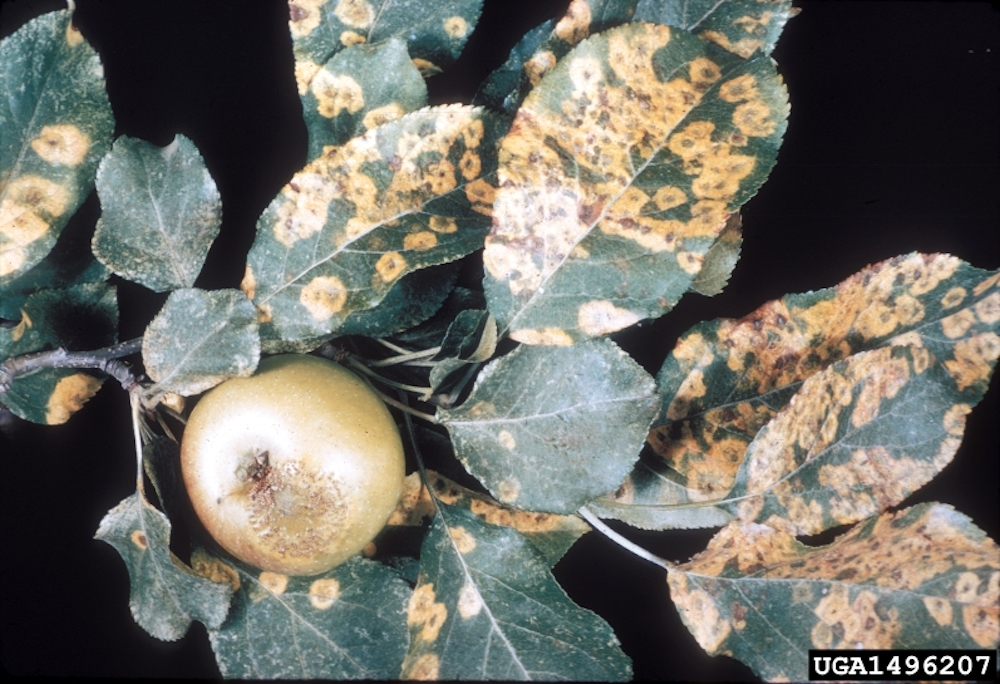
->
[[525, 51, 557, 86], [312, 71, 364, 119], [46, 373, 102, 424], [429, 216, 457, 234], [191, 549, 241, 590], [689, 58, 722, 90], [407, 583, 448, 641], [375, 251, 407, 282], [459, 149, 481, 180], [289, 0, 325, 38], [31, 125, 90, 166], [130, 530, 148, 550], [300, 275, 348, 321]]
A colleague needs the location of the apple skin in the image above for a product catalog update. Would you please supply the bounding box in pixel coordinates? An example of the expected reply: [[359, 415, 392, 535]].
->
[[180, 354, 405, 576]]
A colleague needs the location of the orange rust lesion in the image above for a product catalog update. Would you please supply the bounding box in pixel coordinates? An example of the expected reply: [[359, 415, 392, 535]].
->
[[699, 30, 764, 59], [288, 0, 326, 38], [448, 526, 477, 554], [299, 275, 348, 321], [407, 583, 448, 642], [31, 124, 90, 166], [404, 653, 440, 680], [943, 332, 1000, 392], [308, 578, 341, 610], [554, 0, 592, 44], [311, 71, 365, 119], [334, 0, 374, 29], [46, 373, 103, 424], [191, 548, 241, 590]]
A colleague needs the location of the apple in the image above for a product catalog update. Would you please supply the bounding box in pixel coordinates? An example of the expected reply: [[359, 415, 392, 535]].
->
[[180, 354, 406, 576]]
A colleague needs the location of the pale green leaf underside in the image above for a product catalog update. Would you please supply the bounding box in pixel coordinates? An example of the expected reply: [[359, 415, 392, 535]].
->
[[142, 288, 260, 399], [208, 555, 411, 679], [484, 22, 787, 345], [402, 503, 631, 681], [0, 9, 114, 285], [92, 135, 221, 292], [669, 503, 1000, 682], [439, 338, 659, 514], [94, 491, 234, 642]]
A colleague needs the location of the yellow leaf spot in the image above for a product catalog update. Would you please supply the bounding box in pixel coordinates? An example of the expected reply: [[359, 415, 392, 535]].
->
[[668, 576, 731, 653], [792, 582, 814, 605], [498, 430, 516, 450], [334, 0, 374, 28], [429, 216, 457, 234], [524, 50, 557, 86], [909, 254, 960, 295], [259, 571, 289, 595], [497, 478, 521, 504], [294, 59, 321, 95], [963, 604, 999, 647], [375, 251, 407, 282], [700, 30, 764, 59], [577, 300, 641, 337], [240, 264, 256, 301], [554, 0, 592, 43], [459, 149, 481, 180], [974, 272, 1000, 297], [31, 124, 90, 166], [256, 301, 273, 324], [449, 526, 477, 554], [677, 250, 704, 274], [1, 176, 70, 249], [406, 653, 440, 680], [923, 596, 953, 626], [300, 275, 348, 321], [443, 15, 469, 39], [941, 286, 966, 309], [692, 149, 756, 199], [719, 74, 759, 103], [653, 186, 687, 211], [941, 309, 975, 339], [954, 571, 981, 603], [190, 548, 241, 591], [65, 19, 83, 47], [362, 102, 404, 130], [458, 581, 483, 619], [288, 0, 325, 38], [944, 332, 1000, 391], [943, 403, 971, 436], [669, 121, 716, 163], [308, 578, 341, 609], [407, 584, 448, 641], [10, 309, 32, 342], [850, 353, 910, 428], [666, 370, 708, 421], [403, 231, 437, 251], [689, 58, 722, 90], [46, 373, 102, 424], [510, 328, 574, 346], [814, 585, 901, 648], [340, 30, 366, 46], [312, 71, 365, 118], [733, 100, 775, 137], [130, 530, 148, 550], [412, 58, 441, 76], [273, 172, 335, 247], [975, 291, 1000, 324]]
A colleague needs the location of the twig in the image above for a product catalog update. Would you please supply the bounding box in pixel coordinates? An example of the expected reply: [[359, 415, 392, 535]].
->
[[0, 338, 143, 396], [578, 506, 675, 571]]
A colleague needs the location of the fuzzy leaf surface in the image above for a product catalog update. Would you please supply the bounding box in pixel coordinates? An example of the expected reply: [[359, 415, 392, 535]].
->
[[94, 491, 234, 642], [668, 503, 1000, 682], [0, 9, 114, 284], [439, 338, 659, 514], [618, 254, 1000, 528], [141, 288, 260, 399], [204, 555, 410, 679], [300, 38, 427, 161], [92, 135, 221, 292], [0, 283, 117, 424], [401, 503, 631, 681], [243, 106, 501, 344], [288, 0, 482, 79], [484, 22, 788, 344]]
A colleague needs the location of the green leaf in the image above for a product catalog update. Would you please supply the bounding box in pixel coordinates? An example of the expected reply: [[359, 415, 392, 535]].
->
[[205, 554, 411, 679], [668, 503, 1000, 682], [428, 308, 497, 396], [391, 285, 485, 349], [92, 135, 221, 292], [439, 338, 659, 514], [94, 491, 234, 642], [0, 282, 117, 424], [388, 470, 591, 567], [724, 343, 991, 535], [288, 0, 483, 79], [300, 38, 427, 161], [634, 254, 1000, 522], [474, 18, 556, 114], [401, 503, 631, 681], [0, 8, 114, 284], [242, 106, 502, 344], [141, 288, 260, 400], [483, 22, 788, 344], [689, 212, 741, 296], [634, 0, 797, 58]]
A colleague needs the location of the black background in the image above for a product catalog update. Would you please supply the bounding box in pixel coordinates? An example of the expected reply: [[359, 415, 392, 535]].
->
[[1, 0, 998, 680]]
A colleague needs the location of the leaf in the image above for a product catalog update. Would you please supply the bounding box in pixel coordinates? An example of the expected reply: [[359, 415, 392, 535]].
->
[[474, 18, 556, 114], [388, 470, 591, 567], [204, 554, 411, 679], [634, 0, 797, 58], [0, 8, 115, 284], [483, 22, 788, 344], [427, 308, 497, 397], [94, 491, 234, 642], [392, 285, 486, 349], [724, 343, 991, 535], [92, 135, 222, 292], [668, 503, 1000, 682], [300, 38, 427, 161], [0, 283, 117, 424], [401, 503, 631, 681], [439, 338, 659, 514], [689, 212, 741, 296], [288, 0, 483, 78], [141, 288, 260, 400], [242, 105, 502, 344], [637, 254, 1000, 518]]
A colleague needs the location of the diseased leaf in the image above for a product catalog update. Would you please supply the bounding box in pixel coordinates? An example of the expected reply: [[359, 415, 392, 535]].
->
[[439, 338, 659, 514], [388, 470, 591, 567], [484, 22, 788, 344], [92, 135, 221, 292], [242, 106, 502, 344], [204, 554, 411, 679], [288, 0, 483, 79], [725, 343, 992, 535], [401, 503, 631, 681], [94, 491, 234, 642], [474, 18, 556, 114], [0, 283, 117, 424], [300, 38, 427, 161], [634, 0, 797, 58], [0, 8, 114, 284], [633, 254, 1000, 520], [668, 503, 1000, 682], [142, 288, 260, 400], [689, 212, 741, 296]]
